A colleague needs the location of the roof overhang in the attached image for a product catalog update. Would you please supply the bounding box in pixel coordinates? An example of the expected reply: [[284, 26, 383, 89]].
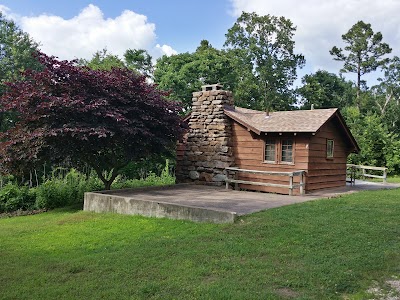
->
[[224, 106, 360, 154]]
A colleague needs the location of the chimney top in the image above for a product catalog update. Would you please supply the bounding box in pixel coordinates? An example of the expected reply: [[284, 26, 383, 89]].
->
[[202, 83, 223, 91]]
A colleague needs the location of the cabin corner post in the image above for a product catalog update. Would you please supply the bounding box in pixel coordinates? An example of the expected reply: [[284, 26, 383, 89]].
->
[[176, 84, 235, 186]]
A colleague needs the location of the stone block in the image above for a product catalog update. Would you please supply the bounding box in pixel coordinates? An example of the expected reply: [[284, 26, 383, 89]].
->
[[200, 172, 213, 182], [215, 161, 230, 169], [212, 174, 227, 182], [221, 146, 229, 153], [189, 171, 200, 180], [203, 161, 215, 168]]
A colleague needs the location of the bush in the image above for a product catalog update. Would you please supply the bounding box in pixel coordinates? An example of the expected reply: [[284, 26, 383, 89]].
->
[[35, 169, 102, 209], [111, 160, 175, 189], [343, 107, 400, 174], [0, 163, 175, 213], [0, 183, 36, 213], [119, 156, 174, 179]]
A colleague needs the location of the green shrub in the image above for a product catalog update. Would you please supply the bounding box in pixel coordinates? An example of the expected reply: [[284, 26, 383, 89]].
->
[[0, 163, 175, 213], [0, 183, 36, 213], [35, 169, 97, 209], [111, 161, 175, 189]]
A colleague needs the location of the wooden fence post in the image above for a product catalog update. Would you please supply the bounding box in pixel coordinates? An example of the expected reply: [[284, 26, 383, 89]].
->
[[299, 172, 304, 195]]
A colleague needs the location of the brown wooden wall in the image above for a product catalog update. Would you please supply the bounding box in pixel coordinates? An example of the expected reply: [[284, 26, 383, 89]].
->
[[307, 119, 349, 191], [231, 121, 310, 195]]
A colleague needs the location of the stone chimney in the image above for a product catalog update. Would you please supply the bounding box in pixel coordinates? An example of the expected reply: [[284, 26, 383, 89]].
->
[[176, 84, 235, 185]]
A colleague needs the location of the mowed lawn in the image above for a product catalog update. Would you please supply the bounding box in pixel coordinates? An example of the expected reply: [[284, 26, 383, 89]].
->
[[1, 189, 400, 300]]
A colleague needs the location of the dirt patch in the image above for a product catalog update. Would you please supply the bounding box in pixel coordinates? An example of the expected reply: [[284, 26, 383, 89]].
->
[[367, 278, 400, 300], [0, 208, 48, 219], [275, 287, 299, 298]]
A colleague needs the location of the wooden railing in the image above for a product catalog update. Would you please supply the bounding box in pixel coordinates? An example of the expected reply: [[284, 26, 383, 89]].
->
[[346, 164, 387, 184], [225, 167, 306, 196]]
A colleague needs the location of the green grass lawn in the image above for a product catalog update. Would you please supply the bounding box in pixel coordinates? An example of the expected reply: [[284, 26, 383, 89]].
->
[[384, 176, 400, 183], [1, 189, 400, 300], [361, 175, 400, 184]]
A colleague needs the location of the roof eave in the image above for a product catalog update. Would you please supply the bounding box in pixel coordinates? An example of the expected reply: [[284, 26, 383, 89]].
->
[[224, 108, 262, 135]]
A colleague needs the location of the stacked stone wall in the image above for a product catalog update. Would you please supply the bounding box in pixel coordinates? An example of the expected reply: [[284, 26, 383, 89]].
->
[[176, 88, 234, 185]]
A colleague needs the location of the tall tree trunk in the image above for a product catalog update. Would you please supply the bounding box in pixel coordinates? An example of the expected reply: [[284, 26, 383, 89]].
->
[[356, 61, 361, 109]]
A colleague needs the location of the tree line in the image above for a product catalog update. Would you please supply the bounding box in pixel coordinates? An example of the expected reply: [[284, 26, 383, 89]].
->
[[1, 10, 400, 187]]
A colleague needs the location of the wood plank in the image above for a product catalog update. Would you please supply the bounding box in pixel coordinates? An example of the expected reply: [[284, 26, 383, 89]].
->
[[226, 179, 291, 189], [235, 159, 308, 170], [233, 135, 262, 142], [237, 174, 302, 184], [235, 163, 301, 171], [307, 169, 346, 176], [347, 164, 387, 171], [306, 175, 346, 184], [307, 181, 346, 190], [226, 167, 304, 176], [308, 157, 347, 163], [234, 147, 263, 155], [234, 152, 263, 161], [232, 141, 263, 148]]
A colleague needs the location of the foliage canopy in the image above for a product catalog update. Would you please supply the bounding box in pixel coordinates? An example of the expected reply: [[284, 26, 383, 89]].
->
[[0, 52, 183, 189], [224, 12, 305, 110], [154, 40, 237, 110], [330, 20, 392, 104]]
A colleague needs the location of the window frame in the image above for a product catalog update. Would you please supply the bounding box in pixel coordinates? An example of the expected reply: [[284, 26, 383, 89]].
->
[[263, 138, 295, 165], [281, 139, 294, 164], [327, 139, 334, 159], [264, 139, 276, 163]]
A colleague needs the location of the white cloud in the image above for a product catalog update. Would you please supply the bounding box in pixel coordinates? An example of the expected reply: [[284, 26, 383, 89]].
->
[[0, 4, 20, 21], [230, 0, 400, 82], [155, 44, 178, 57], [3, 4, 176, 61]]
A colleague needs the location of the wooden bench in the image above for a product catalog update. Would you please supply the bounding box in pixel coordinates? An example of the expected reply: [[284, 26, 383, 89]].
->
[[225, 167, 306, 196]]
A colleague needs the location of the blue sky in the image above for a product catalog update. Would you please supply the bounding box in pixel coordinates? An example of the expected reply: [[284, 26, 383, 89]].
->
[[0, 0, 236, 55], [1, 0, 399, 87]]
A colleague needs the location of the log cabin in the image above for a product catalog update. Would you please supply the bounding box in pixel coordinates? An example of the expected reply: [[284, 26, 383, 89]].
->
[[176, 84, 360, 195]]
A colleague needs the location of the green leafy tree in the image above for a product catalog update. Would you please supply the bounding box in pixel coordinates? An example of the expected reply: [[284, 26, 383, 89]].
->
[[224, 12, 305, 111], [124, 49, 153, 78], [0, 12, 41, 130], [343, 107, 400, 173], [330, 21, 392, 105], [370, 56, 400, 133], [298, 70, 355, 109], [78, 48, 125, 70], [154, 40, 237, 110], [80, 48, 154, 78]]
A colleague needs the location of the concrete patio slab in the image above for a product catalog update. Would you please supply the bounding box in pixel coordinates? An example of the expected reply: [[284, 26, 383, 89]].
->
[[83, 181, 400, 223]]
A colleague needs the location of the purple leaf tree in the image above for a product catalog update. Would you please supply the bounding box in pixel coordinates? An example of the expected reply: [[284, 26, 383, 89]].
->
[[0, 52, 183, 189]]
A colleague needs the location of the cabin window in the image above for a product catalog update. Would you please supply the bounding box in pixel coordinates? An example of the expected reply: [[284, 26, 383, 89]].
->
[[264, 140, 276, 162], [327, 139, 334, 158], [281, 139, 293, 163]]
